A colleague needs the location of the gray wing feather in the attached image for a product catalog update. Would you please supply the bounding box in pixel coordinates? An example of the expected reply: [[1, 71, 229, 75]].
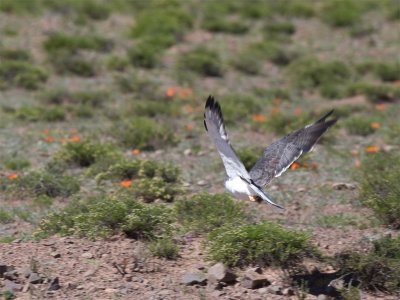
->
[[250, 110, 337, 187], [204, 96, 249, 179]]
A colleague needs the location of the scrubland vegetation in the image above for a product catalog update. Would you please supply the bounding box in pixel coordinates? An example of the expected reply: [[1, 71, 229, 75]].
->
[[0, 0, 399, 298]]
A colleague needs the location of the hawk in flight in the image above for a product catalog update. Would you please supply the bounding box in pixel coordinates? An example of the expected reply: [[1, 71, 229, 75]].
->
[[204, 96, 337, 209]]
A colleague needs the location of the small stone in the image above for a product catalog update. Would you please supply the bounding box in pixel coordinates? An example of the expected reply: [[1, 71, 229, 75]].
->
[[21, 267, 32, 278], [283, 287, 295, 296], [48, 277, 61, 291], [241, 270, 270, 289], [183, 149, 192, 156], [50, 252, 61, 258], [258, 287, 269, 294], [4, 279, 22, 292], [0, 265, 11, 278], [207, 262, 237, 284], [332, 182, 356, 190], [28, 272, 43, 284], [81, 252, 93, 259], [197, 180, 207, 186], [181, 272, 207, 286], [267, 285, 283, 295], [317, 295, 328, 300], [4, 269, 18, 280], [83, 268, 97, 277], [105, 288, 118, 293]]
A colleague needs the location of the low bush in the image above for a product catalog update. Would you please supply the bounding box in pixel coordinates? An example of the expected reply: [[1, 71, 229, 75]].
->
[[6, 105, 66, 122], [177, 46, 224, 77], [174, 193, 249, 234], [344, 115, 378, 136], [111, 117, 178, 150], [0, 61, 48, 90], [2, 156, 31, 170], [263, 20, 296, 41], [355, 152, 400, 228], [207, 221, 317, 268], [105, 55, 129, 72], [286, 57, 353, 97], [47, 50, 97, 77], [346, 82, 400, 103], [202, 17, 249, 34], [320, 0, 364, 27], [8, 170, 80, 198], [114, 72, 159, 98], [43, 32, 113, 53], [148, 236, 179, 259], [37, 192, 174, 240], [41, 89, 108, 108], [335, 235, 400, 292], [0, 48, 31, 61], [218, 94, 263, 125]]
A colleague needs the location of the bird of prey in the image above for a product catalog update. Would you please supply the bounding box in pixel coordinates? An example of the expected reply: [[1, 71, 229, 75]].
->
[[204, 96, 337, 209]]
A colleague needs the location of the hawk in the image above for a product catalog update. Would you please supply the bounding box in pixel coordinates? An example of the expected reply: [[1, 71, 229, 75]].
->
[[204, 96, 337, 209]]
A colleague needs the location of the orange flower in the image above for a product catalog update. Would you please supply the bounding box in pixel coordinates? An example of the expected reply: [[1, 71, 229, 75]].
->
[[179, 88, 193, 97], [44, 136, 54, 143], [69, 136, 81, 142], [166, 87, 176, 97], [132, 149, 140, 155], [294, 107, 302, 116], [183, 105, 194, 113], [252, 114, 266, 122], [375, 103, 386, 111], [366, 146, 380, 152], [43, 128, 50, 135], [370, 122, 381, 129], [7, 173, 18, 180], [120, 180, 132, 187], [311, 162, 318, 169], [271, 107, 281, 114], [185, 123, 194, 131], [290, 162, 301, 170]]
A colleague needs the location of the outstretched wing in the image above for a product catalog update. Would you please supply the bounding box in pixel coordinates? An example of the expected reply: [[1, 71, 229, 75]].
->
[[204, 96, 249, 179], [249, 110, 337, 187]]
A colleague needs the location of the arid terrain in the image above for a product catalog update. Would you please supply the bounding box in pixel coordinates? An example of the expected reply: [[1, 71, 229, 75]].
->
[[0, 1, 399, 299]]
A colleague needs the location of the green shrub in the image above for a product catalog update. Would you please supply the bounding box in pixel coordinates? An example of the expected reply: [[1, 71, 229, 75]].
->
[[177, 46, 224, 77], [0, 207, 13, 224], [263, 20, 296, 41], [148, 236, 179, 259], [43, 32, 113, 53], [11, 170, 80, 198], [248, 41, 300, 66], [0, 61, 48, 90], [202, 18, 249, 34], [218, 94, 263, 125], [0, 48, 31, 61], [321, 0, 363, 27], [131, 4, 192, 41], [335, 235, 400, 292], [105, 55, 129, 72], [0, 0, 41, 14], [264, 110, 312, 135], [41, 89, 108, 108], [316, 213, 369, 229], [54, 140, 120, 168], [130, 100, 180, 117], [114, 72, 159, 98], [47, 50, 97, 77], [96, 158, 180, 183], [355, 61, 400, 82], [2, 157, 31, 170], [346, 82, 400, 103], [344, 115, 378, 136], [387, 0, 400, 20], [356, 152, 400, 228], [207, 222, 317, 268], [286, 57, 353, 97], [43, 0, 112, 21], [10, 106, 66, 122], [130, 177, 181, 203], [174, 193, 249, 234], [112, 117, 178, 150], [37, 192, 173, 240], [127, 41, 163, 69]]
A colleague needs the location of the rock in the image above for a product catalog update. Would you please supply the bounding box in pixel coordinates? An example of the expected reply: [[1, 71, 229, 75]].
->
[[283, 287, 295, 296], [4, 279, 22, 292], [181, 272, 207, 286], [28, 272, 43, 284], [317, 295, 328, 300], [0, 265, 11, 278], [207, 263, 237, 284], [4, 269, 18, 280], [267, 285, 283, 295], [81, 252, 94, 259], [332, 182, 356, 190], [48, 277, 61, 291], [257, 287, 269, 294], [183, 149, 192, 156], [241, 270, 270, 289], [197, 180, 207, 186], [20, 267, 32, 278], [50, 252, 61, 258]]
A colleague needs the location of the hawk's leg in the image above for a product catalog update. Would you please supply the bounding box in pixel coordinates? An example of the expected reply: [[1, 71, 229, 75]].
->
[[248, 195, 263, 203]]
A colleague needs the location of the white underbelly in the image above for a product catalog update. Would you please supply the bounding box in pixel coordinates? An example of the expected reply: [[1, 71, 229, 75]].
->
[[224, 177, 253, 200]]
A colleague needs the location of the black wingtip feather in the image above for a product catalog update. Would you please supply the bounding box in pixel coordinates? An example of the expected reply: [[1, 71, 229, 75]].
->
[[205, 95, 225, 124], [316, 109, 337, 124]]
